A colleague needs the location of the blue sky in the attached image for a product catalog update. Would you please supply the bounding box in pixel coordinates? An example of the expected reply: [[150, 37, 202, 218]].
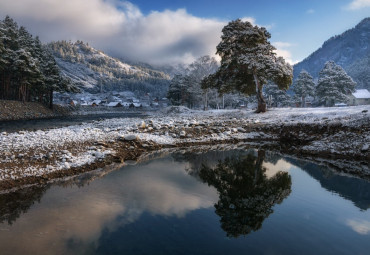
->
[[0, 0, 369, 65], [129, 0, 370, 63]]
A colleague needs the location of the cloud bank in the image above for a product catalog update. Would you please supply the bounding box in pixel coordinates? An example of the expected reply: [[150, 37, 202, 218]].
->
[[0, 0, 293, 65], [346, 0, 370, 10]]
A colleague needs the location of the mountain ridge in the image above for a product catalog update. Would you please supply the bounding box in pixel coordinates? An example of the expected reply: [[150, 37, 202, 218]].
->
[[293, 17, 370, 90], [48, 40, 170, 97]]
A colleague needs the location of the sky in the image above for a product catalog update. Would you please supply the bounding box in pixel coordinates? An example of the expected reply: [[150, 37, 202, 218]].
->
[[0, 0, 369, 66]]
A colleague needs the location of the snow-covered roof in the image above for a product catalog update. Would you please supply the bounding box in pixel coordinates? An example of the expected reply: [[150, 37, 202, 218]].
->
[[92, 100, 102, 104], [107, 102, 121, 107], [334, 103, 347, 107], [352, 89, 370, 99]]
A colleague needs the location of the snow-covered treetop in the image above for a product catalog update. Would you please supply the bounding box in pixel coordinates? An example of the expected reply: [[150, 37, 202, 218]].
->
[[203, 19, 293, 97], [316, 61, 356, 105], [293, 70, 315, 98]]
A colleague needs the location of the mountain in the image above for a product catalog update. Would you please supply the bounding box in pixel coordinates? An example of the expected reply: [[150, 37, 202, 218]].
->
[[293, 17, 370, 90], [48, 41, 170, 97]]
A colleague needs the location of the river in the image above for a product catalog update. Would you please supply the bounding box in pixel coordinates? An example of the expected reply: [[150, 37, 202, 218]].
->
[[0, 147, 369, 254], [0, 112, 146, 133]]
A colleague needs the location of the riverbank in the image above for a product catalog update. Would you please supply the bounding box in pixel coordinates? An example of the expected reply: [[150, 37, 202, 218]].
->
[[0, 106, 369, 191], [0, 100, 72, 121]]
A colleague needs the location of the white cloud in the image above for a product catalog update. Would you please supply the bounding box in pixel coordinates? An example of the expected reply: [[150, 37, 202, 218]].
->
[[346, 0, 370, 10], [306, 9, 315, 14], [346, 219, 370, 235], [241, 17, 256, 24], [272, 42, 297, 65], [0, 0, 278, 65], [0, 0, 228, 65]]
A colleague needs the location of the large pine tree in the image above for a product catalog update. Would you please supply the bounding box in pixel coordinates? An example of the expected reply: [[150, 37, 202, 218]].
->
[[316, 61, 356, 106], [202, 19, 293, 113]]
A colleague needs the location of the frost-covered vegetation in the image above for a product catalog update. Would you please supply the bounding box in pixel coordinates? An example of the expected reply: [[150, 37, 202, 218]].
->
[[202, 19, 293, 113], [293, 17, 370, 90], [0, 106, 368, 187], [48, 40, 171, 98], [0, 16, 77, 107]]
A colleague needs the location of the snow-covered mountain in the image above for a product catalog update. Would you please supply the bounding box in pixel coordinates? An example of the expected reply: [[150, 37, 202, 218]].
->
[[48, 41, 170, 96], [293, 17, 370, 90]]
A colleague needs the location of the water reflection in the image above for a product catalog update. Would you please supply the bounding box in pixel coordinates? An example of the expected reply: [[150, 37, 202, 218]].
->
[[286, 158, 370, 210], [0, 147, 370, 254], [198, 150, 292, 237], [0, 157, 218, 255], [0, 185, 49, 224]]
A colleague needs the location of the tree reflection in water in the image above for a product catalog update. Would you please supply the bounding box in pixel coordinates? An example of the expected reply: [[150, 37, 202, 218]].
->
[[199, 150, 292, 238]]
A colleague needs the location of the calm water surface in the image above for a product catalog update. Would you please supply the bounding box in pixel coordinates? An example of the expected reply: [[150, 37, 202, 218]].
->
[[0, 148, 370, 255]]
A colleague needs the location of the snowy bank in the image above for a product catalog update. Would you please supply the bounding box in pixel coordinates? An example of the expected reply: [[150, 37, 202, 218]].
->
[[0, 105, 369, 190]]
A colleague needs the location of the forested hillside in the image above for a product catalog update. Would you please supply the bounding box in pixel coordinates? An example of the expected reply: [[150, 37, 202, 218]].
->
[[48, 41, 171, 98], [293, 17, 370, 90], [0, 16, 76, 108]]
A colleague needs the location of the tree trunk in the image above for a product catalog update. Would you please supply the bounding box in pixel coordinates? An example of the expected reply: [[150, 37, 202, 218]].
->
[[49, 89, 53, 109], [301, 96, 306, 108], [253, 150, 265, 185], [253, 72, 266, 113], [203, 90, 208, 111]]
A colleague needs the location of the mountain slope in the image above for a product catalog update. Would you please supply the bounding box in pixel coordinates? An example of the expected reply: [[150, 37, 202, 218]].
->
[[293, 18, 370, 89], [48, 41, 170, 97]]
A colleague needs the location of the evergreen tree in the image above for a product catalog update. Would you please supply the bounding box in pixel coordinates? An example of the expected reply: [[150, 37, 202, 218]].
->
[[293, 70, 315, 107], [167, 74, 188, 106], [0, 23, 6, 71], [202, 19, 293, 113], [0, 16, 77, 105], [316, 61, 356, 106], [167, 56, 219, 109], [16, 26, 42, 102], [264, 83, 291, 107]]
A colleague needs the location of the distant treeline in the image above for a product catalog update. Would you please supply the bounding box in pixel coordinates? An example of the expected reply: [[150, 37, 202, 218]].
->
[[0, 16, 77, 108]]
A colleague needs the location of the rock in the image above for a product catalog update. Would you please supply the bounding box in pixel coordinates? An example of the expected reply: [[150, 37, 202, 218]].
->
[[124, 134, 138, 141], [64, 162, 70, 169], [180, 131, 186, 138], [361, 144, 369, 152], [93, 151, 104, 158], [139, 121, 146, 129], [237, 127, 246, 132], [362, 110, 368, 113]]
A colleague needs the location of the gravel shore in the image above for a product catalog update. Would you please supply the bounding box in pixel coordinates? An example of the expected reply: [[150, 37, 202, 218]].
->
[[0, 106, 369, 191]]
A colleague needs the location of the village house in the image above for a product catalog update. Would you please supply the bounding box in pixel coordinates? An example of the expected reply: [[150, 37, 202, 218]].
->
[[348, 89, 370, 106]]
